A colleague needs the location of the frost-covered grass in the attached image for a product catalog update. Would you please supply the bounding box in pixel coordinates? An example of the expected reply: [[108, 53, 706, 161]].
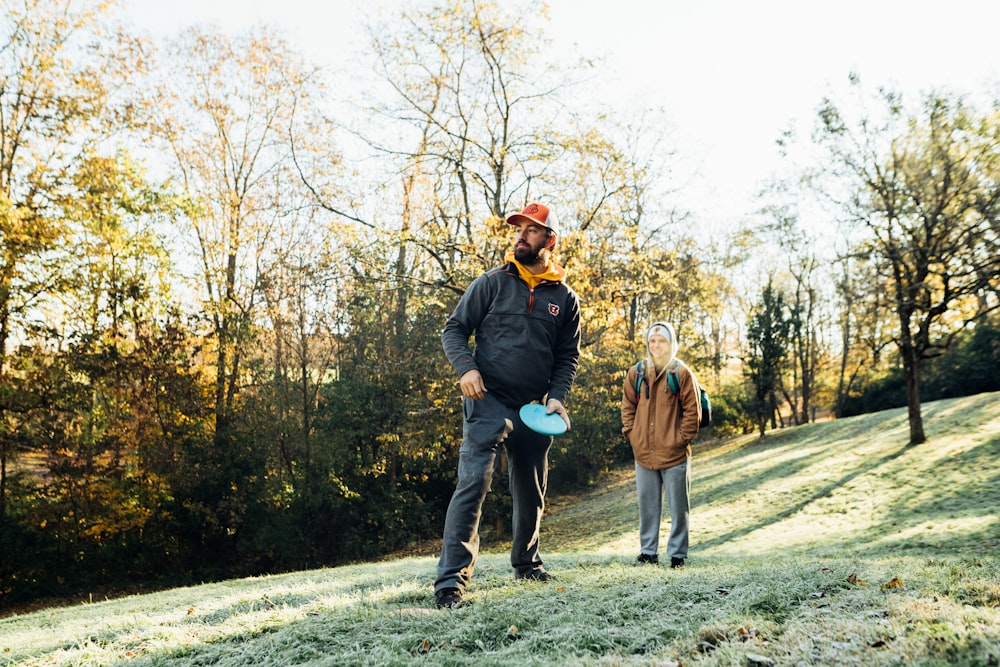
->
[[3, 392, 998, 666]]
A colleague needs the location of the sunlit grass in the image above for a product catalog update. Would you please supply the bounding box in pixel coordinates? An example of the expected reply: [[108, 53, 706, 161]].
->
[[2, 392, 998, 666]]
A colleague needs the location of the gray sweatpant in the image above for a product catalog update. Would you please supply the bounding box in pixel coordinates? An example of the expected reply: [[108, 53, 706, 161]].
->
[[435, 393, 553, 594], [635, 459, 690, 559]]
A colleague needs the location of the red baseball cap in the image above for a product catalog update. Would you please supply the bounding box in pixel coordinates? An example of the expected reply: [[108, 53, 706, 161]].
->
[[506, 202, 558, 236]]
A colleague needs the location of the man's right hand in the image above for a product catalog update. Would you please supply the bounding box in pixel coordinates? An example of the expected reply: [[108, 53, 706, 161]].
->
[[459, 369, 487, 400]]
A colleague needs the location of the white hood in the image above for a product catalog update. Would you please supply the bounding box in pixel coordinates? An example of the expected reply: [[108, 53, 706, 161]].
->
[[646, 321, 678, 368]]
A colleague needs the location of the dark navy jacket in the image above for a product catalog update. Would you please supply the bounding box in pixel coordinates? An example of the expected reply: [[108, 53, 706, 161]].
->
[[442, 261, 581, 409]]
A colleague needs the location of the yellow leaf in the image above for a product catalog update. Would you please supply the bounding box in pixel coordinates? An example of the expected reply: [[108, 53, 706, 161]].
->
[[880, 577, 904, 591]]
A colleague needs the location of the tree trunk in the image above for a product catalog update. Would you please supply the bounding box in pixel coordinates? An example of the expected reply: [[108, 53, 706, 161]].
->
[[0, 300, 7, 515], [0, 445, 6, 516], [902, 345, 926, 444], [800, 339, 813, 424], [769, 391, 780, 429], [214, 324, 229, 440], [835, 311, 851, 417]]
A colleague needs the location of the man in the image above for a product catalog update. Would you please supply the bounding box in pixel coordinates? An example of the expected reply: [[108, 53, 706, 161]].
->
[[434, 202, 581, 609]]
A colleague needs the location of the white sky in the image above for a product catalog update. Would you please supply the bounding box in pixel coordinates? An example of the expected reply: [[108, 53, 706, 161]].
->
[[125, 0, 1000, 228]]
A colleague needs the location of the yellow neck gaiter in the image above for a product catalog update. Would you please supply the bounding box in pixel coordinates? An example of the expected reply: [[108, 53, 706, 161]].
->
[[505, 251, 567, 289]]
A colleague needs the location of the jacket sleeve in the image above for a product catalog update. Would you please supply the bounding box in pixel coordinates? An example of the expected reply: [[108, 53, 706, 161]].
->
[[678, 365, 702, 444], [441, 274, 491, 380], [621, 366, 638, 434], [544, 288, 581, 404]]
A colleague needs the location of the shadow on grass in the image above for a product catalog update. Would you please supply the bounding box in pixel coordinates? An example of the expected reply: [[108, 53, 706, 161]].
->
[[694, 392, 1000, 558], [695, 439, 913, 552], [694, 410, 911, 510], [866, 432, 1000, 554]]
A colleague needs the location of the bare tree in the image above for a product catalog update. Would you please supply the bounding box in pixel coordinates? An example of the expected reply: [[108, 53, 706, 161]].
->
[[831, 248, 895, 417], [361, 0, 587, 289], [149, 25, 327, 443], [815, 83, 1000, 444]]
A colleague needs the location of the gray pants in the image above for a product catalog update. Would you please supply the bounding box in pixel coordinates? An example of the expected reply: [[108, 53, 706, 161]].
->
[[435, 393, 553, 594], [635, 459, 690, 559]]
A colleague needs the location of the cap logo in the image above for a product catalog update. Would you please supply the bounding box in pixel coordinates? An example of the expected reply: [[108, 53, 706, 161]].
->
[[548, 303, 560, 316], [524, 203, 540, 216], [648, 324, 671, 341]]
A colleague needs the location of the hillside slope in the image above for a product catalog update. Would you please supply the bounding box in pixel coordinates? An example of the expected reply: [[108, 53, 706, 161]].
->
[[544, 390, 1000, 560], [2, 393, 998, 666]]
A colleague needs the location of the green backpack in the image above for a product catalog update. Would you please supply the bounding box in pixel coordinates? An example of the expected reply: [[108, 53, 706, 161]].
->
[[633, 359, 712, 428]]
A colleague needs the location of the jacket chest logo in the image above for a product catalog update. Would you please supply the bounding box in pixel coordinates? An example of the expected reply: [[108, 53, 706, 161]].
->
[[547, 303, 560, 316]]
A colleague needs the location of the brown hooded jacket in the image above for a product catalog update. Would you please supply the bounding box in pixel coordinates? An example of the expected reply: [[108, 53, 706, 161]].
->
[[621, 322, 701, 470]]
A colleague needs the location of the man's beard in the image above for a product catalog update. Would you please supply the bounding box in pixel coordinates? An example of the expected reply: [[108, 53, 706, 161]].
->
[[514, 244, 547, 266]]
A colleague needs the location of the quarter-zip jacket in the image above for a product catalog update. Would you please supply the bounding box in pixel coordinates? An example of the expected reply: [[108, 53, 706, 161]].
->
[[621, 360, 701, 470], [442, 261, 581, 409]]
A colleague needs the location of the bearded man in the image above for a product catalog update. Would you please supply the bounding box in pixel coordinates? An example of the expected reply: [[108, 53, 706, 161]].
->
[[434, 202, 581, 609]]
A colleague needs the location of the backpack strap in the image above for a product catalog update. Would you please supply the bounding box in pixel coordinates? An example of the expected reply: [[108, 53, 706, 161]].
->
[[666, 359, 682, 396], [633, 360, 648, 399]]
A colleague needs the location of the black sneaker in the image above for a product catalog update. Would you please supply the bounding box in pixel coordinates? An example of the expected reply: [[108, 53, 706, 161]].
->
[[670, 557, 685, 569], [635, 553, 659, 565], [435, 588, 463, 609], [516, 569, 556, 582]]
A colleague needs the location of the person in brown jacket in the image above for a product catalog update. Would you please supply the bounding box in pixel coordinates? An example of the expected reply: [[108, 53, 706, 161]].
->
[[621, 321, 702, 568]]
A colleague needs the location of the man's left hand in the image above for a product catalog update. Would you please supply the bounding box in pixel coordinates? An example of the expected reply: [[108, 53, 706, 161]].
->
[[546, 398, 571, 432]]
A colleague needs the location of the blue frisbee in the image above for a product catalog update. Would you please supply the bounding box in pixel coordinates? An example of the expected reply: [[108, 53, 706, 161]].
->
[[519, 403, 567, 436]]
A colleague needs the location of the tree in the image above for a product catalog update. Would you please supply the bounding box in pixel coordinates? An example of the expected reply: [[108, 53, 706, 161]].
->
[[149, 25, 327, 440], [357, 0, 686, 488], [141, 25, 343, 564], [815, 84, 1000, 444], [831, 247, 895, 417], [758, 199, 828, 424], [0, 0, 144, 515], [745, 279, 790, 437], [44, 151, 182, 544], [361, 0, 602, 288]]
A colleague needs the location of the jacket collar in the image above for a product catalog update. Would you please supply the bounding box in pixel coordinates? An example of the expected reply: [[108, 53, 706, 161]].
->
[[504, 251, 566, 288]]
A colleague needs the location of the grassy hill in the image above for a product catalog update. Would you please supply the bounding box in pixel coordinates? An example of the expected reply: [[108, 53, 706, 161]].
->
[[2, 393, 998, 666]]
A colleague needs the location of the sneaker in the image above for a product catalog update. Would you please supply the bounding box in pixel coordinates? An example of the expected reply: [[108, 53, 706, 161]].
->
[[435, 588, 463, 609], [670, 557, 685, 569], [635, 553, 659, 565], [515, 569, 556, 582]]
